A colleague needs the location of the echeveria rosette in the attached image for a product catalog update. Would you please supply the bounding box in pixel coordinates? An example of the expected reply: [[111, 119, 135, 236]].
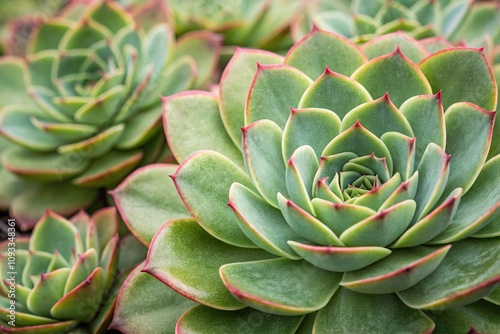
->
[[293, 0, 474, 43], [0, 0, 222, 229], [0, 208, 146, 334], [115, 28, 500, 333]]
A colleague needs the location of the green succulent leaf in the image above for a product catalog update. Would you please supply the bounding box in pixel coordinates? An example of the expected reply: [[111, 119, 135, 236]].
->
[[242, 120, 288, 207], [278, 194, 343, 247], [341, 94, 414, 138], [229, 183, 300, 259], [397, 237, 500, 310], [399, 93, 445, 165], [298, 69, 372, 119], [351, 49, 432, 107], [173, 31, 222, 88], [111, 263, 197, 334], [284, 27, 367, 78], [10, 183, 97, 231], [315, 288, 434, 334], [341, 245, 451, 294], [145, 218, 273, 310], [430, 154, 500, 243], [173, 151, 256, 247], [220, 258, 342, 316], [419, 48, 498, 111], [163, 91, 243, 167], [361, 31, 429, 64], [176, 305, 303, 334], [428, 299, 500, 334], [245, 64, 312, 129], [441, 102, 495, 196], [219, 48, 283, 147], [111, 164, 190, 246]]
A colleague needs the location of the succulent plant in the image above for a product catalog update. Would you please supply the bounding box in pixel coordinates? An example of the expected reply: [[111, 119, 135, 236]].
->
[[293, 0, 475, 43], [119, 0, 307, 58], [113, 28, 499, 333], [0, 208, 146, 333], [0, 0, 221, 229]]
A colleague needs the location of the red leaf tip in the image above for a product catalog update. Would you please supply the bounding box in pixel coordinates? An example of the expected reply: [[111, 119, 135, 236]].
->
[[393, 45, 403, 55], [311, 23, 320, 33], [323, 66, 334, 75], [353, 119, 362, 128], [435, 90, 442, 101]]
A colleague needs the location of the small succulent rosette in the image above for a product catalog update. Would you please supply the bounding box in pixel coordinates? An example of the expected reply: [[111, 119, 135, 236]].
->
[[0, 208, 146, 334], [0, 0, 221, 229], [113, 28, 499, 333], [293, 0, 478, 43]]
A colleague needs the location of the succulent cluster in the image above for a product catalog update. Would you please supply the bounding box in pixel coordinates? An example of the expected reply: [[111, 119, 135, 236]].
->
[[0, 0, 220, 228], [163, 0, 306, 52], [0, 1, 499, 334], [113, 28, 499, 333], [0, 208, 146, 333], [293, 0, 476, 43]]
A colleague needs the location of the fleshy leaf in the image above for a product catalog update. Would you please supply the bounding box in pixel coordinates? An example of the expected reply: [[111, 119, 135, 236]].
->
[[312, 199, 376, 236], [323, 121, 393, 172], [315, 288, 434, 334], [50, 267, 104, 322], [245, 64, 312, 128], [176, 305, 303, 334], [285, 145, 318, 214], [242, 120, 287, 207], [220, 258, 342, 315], [144, 218, 273, 310], [229, 183, 300, 260], [10, 183, 97, 231], [173, 31, 222, 88], [110, 263, 196, 334], [163, 91, 243, 167], [340, 200, 416, 247], [398, 237, 500, 310], [284, 27, 367, 78], [441, 102, 495, 196], [361, 31, 428, 64], [297, 69, 372, 119], [351, 48, 432, 107], [412, 143, 450, 223], [419, 48, 497, 111], [341, 245, 451, 294], [112, 164, 190, 246], [340, 94, 414, 138], [282, 108, 341, 161], [288, 241, 390, 273], [430, 155, 500, 243], [173, 151, 256, 248], [219, 48, 283, 147], [278, 194, 343, 247], [380, 132, 415, 181], [400, 93, 445, 166], [428, 299, 500, 334], [29, 211, 77, 262], [392, 188, 462, 247]]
